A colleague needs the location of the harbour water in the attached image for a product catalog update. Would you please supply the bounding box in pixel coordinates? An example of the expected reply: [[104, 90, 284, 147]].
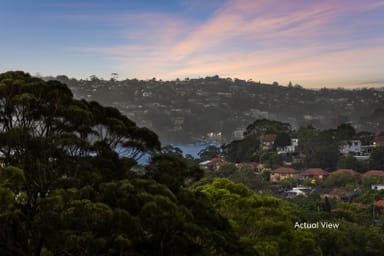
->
[[137, 143, 220, 164]]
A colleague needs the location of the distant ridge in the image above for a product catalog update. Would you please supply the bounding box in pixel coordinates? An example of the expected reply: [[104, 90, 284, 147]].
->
[[47, 74, 384, 144]]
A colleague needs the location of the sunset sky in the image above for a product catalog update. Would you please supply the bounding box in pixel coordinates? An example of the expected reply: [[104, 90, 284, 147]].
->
[[1, 0, 384, 88]]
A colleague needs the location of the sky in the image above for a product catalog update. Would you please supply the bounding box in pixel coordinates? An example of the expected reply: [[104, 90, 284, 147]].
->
[[1, 0, 384, 88]]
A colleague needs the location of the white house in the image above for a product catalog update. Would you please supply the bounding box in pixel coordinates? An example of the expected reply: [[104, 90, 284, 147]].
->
[[371, 184, 384, 191], [340, 140, 362, 155], [277, 138, 299, 154], [232, 128, 245, 140]]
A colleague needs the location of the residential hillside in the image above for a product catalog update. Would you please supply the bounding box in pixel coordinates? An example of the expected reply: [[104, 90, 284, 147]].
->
[[49, 75, 384, 144], [1, 71, 384, 256]]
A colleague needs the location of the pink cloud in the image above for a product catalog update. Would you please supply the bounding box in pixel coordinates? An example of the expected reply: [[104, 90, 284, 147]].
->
[[74, 0, 384, 87]]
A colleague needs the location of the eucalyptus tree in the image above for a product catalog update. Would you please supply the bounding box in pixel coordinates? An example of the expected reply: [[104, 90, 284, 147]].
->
[[0, 71, 161, 255], [0, 72, 248, 256]]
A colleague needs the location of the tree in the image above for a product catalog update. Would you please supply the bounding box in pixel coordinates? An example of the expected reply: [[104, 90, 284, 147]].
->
[[314, 221, 384, 256], [274, 132, 291, 149], [298, 128, 339, 170], [110, 72, 118, 81], [0, 71, 251, 255], [146, 154, 189, 192], [337, 155, 363, 172], [198, 145, 221, 161], [161, 144, 183, 157], [195, 178, 322, 256], [334, 123, 356, 141], [229, 166, 267, 191], [0, 71, 160, 255], [222, 134, 259, 162], [324, 173, 359, 188], [89, 74, 100, 81], [356, 131, 374, 145], [362, 176, 384, 188], [370, 146, 384, 170], [217, 164, 237, 177], [244, 119, 291, 137], [0, 166, 25, 220], [259, 151, 282, 169]]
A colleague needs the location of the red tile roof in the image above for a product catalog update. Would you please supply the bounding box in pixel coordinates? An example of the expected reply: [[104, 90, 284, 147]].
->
[[273, 167, 298, 174], [362, 170, 384, 177], [235, 162, 263, 169], [300, 168, 329, 176], [260, 134, 278, 143], [207, 157, 229, 166], [375, 200, 384, 207], [374, 132, 384, 146]]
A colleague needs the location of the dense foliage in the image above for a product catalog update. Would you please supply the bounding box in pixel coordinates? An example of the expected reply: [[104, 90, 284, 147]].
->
[[0, 72, 246, 255], [222, 120, 379, 172], [195, 178, 322, 256], [1, 72, 383, 255], [53, 74, 384, 144]]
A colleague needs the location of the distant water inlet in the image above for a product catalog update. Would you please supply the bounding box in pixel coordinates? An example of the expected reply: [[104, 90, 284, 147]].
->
[[174, 144, 217, 158], [136, 144, 217, 165]]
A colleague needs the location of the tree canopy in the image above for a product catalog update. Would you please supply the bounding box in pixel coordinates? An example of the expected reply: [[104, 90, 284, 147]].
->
[[1, 71, 384, 255], [0, 72, 246, 255], [195, 178, 322, 256]]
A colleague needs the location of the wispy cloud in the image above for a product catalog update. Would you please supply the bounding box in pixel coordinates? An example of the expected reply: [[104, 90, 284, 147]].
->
[[74, 0, 384, 87]]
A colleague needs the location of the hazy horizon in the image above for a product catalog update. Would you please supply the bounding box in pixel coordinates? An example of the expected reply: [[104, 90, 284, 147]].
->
[[16, 71, 384, 90]]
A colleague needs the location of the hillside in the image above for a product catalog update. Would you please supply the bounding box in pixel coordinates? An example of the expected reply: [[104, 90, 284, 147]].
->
[[1, 71, 384, 256], [50, 75, 384, 144]]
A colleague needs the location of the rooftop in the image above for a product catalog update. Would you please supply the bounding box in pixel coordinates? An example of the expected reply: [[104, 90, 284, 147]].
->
[[375, 199, 384, 207], [273, 167, 298, 174], [300, 168, 329, 176], [362, 170, 384, 177]]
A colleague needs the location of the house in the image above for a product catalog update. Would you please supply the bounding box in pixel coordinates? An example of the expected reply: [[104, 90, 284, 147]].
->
[[232, 128, 245, 140], [199, 157, 230, 171], [277, 138, 299, 154], [340, 140, 362, 155], [375, 199, 384, 207], [142, 91, 152, 97], [173, 117, 184, 125], [235, 162, 264, 172], [374, 132, 384, 147], [289, 138, 299, 152], [362, 170, 384, 177], [286, 186, 312, 198], [371, 184, 384, 191], [270, 167, 299, 182], [313, 187, 338, 200], [300, 168, 329, 181], [260, 134, 277, 151], [360, 145, 375, 156]]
